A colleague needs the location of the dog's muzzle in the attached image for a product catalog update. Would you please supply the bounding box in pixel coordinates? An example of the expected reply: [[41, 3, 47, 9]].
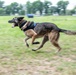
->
[[8, 20, 13, 23]]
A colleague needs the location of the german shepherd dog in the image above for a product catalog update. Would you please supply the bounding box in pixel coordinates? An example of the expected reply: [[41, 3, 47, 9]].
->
[[8, 17, 76, 52]]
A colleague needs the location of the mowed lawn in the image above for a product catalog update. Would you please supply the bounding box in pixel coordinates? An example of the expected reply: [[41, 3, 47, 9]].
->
[[0, 16, 76, 75]]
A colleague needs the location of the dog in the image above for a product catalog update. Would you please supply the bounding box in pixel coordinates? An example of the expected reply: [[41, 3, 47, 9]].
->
[[8, 17, 76, 52]]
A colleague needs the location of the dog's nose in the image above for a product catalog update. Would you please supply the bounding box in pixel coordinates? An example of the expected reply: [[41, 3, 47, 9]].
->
[[8, 20, 12, 23], [8, 20, 11, 23]]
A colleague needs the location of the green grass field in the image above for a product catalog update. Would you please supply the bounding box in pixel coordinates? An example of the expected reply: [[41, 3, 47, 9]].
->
[[0, 16, 76, 75]]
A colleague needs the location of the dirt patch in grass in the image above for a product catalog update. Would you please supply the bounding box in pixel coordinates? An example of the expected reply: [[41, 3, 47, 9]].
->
[[0, 52, 76, 75]]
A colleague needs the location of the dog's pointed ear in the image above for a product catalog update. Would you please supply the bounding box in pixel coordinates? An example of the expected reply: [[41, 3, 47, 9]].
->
[[18, 17, 24, 21]]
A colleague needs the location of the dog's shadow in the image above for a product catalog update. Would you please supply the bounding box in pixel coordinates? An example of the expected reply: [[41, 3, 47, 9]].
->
[[34, 50, 62, 57], [34, 50, 56, 55]]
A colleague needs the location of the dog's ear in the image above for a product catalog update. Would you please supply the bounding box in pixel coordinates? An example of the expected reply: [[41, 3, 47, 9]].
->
[[18, 17, 24, 21]]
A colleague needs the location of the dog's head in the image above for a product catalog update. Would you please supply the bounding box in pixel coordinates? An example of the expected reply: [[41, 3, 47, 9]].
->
[[8, 17, 24, 28]]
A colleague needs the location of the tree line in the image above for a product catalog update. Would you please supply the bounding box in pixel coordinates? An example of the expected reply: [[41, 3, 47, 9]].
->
[[0, 0, 76, 16]]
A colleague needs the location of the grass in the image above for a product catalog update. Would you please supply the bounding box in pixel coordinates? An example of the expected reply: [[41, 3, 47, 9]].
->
[[0, 16, 76, 75]]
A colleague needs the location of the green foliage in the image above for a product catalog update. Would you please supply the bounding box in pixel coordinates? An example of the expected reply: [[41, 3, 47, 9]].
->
[[71, 6, 76, 14], [0, 0, 5, 15], [19, 10, 25, 15], [0, 0, 4, 8], [0, 0, 76, 15], [0, 8, 5, 15], [50, 6, 57, 14], [32, 0, 43, 15], [26, 1, 33, 14], [4, 2, 25, 15], [57, 1, 69, 15], [43, 1, 52, 15]]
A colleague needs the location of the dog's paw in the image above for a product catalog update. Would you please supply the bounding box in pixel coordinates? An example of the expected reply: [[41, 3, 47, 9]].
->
[[26, 44, 29, 47], [32, 42, 40, 44], [32, 49, 37, 51]]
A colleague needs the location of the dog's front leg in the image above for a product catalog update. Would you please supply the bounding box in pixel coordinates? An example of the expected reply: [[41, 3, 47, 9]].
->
[[31, 33, 38, 44], [31, 30, 40, 44], [25, 37, 30, 47]]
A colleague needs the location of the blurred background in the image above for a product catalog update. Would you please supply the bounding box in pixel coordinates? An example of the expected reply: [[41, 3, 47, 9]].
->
[[0, 0, 76, 16]]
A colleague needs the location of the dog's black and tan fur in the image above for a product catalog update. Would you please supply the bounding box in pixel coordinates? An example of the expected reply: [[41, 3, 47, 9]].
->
[[8, 17, 76, 52]]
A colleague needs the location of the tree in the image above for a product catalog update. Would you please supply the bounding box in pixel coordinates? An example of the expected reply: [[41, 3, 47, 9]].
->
[[0, 8, 5, 15], [0, 0, 4, 8], [43, 1, 52, 15], [50, 6, 57, 15], [32, 0, 43, 15], [66, 10, 72, 15], [5, 5, 12, 15], [5, 2, 25, 15], [10, 2, 20, 15], [19, 10, 25, 15], [71, 6, 76, 15], [18, 4, 25, 15], [26, 1, 32, 14], [57, 1, 69, 15], [0, 0, 5, 15]]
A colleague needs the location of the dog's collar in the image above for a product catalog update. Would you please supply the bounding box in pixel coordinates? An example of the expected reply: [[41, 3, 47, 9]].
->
[[21, 21, 30, 30], [19, 20, 37, 31], [19, 21, 27, 28], [23, 22, 37, 31]]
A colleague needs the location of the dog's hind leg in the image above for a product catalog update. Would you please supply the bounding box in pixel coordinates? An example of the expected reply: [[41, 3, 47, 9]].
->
[[51, 41, 61, 52], [48, 30, 61, 52], [25, 37, 30, 47], [32, 35, 48, 51]]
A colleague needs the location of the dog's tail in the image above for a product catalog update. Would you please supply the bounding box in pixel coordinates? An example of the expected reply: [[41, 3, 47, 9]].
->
[[59, 28, 76, 35]]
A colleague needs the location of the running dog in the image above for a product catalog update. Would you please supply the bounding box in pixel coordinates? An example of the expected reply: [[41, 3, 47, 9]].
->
[[8, 17, 76, 52]]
